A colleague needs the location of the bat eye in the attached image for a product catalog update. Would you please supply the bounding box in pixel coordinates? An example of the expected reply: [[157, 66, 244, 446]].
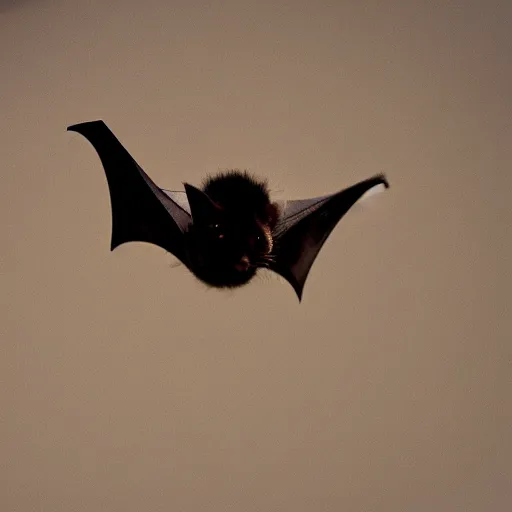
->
[[255, 234, 269, 252], [210, 223, 225, 239]]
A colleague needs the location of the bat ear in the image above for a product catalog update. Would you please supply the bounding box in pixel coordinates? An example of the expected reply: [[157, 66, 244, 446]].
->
[[184, 183, 220, 224]]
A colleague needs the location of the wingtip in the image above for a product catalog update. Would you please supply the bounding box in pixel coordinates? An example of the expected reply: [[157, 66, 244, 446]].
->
[[67, 120, 106, 133], [376, 173, 390, 189], [359, 175, 390, 203]]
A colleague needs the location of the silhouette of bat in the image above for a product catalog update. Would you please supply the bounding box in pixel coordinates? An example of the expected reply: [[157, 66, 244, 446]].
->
[[68, 120, 389, 301]]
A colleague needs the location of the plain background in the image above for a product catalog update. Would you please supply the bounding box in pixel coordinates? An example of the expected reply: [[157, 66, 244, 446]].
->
[[2, 0, 511, 510]]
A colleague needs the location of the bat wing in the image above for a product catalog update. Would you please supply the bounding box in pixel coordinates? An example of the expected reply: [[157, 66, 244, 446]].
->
[[67, 120, 192, 264], [270, 174, 389, 301], [161, 190, 191, 215]]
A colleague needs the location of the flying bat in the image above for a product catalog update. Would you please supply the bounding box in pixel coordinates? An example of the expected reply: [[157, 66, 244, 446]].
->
[[68, 120, 389, 301]]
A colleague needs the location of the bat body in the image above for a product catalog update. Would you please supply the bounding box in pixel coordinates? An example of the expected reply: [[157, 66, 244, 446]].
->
[[68, 120, 389, 301]]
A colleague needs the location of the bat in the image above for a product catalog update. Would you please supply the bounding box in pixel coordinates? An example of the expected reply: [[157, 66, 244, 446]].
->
[[67, 120, 389, 301]]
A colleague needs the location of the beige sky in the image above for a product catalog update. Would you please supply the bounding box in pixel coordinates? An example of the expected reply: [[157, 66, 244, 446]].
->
[[2, 1, 511, 510]]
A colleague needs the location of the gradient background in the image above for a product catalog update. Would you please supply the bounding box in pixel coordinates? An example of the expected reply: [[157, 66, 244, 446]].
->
[[2, 0, 511, 510]]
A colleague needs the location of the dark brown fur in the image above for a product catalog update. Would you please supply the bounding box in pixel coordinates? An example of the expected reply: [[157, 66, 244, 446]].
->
[[185, 170, 279, 288]]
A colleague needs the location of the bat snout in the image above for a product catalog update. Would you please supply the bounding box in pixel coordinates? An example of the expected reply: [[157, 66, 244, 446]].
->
[[234, 255, 250, 272]]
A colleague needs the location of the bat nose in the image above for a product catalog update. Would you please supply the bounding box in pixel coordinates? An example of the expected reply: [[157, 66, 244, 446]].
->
[[235, 255, 250, 271]]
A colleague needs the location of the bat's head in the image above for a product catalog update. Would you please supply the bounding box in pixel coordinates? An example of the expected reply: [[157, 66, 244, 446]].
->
[[183, 178, 279, 288]]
